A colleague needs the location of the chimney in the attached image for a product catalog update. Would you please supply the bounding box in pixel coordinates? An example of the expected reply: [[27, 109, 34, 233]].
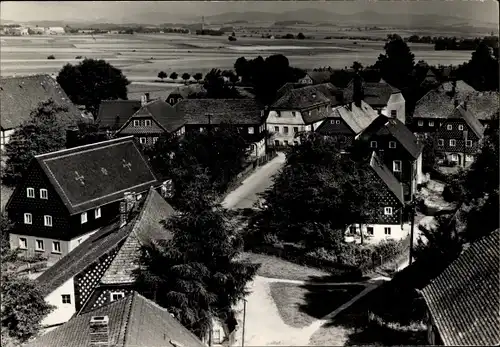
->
[[89, 316, 109, 347], [66, 126, 80, 149], [353, 73, 363, 108], [119, 191, 135, 227]]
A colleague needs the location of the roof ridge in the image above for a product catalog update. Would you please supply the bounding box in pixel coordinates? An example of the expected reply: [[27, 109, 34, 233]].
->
[[35, 135, 134, 159], [120, 292, 137, 347]]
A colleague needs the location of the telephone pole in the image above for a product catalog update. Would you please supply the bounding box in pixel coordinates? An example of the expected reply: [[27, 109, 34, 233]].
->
[[241, 299, 247, 347], [409, 199, 416, 265]]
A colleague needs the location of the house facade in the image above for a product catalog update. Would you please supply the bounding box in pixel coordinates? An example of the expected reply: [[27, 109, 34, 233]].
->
[[345, 152, 409, 244], [165, 85, 205, 106], [0, 74, 88, 152], [176, 99, 267, 158], [298, 74, 314, 85], [115, 99, 186, 146], [5, 136, 159, 263], [435, 103, 484, 167], [267, 83, 340, 147], [358, 116, 424, 201]]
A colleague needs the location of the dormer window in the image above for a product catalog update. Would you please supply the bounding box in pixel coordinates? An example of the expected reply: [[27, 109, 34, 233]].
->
[[133, 120, 140, 127], [389, 141, 396, 149], [110, 291, 125, 302], [40, 188, 48, 199], [370, 141, 378, 148], [27, 187, 35, 198], [145, 119, 152, 126]]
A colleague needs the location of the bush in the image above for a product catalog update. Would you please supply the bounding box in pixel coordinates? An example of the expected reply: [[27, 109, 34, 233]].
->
[[228, 36, 237, 41], [75, 56, 82, 59], [372, 239, 403, 262], [47, 55, 55, 60]]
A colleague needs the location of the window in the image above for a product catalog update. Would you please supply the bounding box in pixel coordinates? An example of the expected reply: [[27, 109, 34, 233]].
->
[[274, 140, 280, 146], [44, 215, 52, 227], [26, 187, 35, 198], [393, 160, 402, 172], [292, 111, 296, 117], [19, 238, 27, 249], [438, 139, 444, 146], [133, 120, 139, 127], [466, 154, 474, 162], [293, 127, 299, 133], [384, 207, 393, 216], [152, 137, 159, 144], [52, 241, 61, 253], [451, 154, 459, 162], [274, 126, 279, 133], [367, 227, 374, 235], [293, 141, 299, 146], [81, 212, 87, 224], [95, 208, 101, 219], [336, 120, 341, 124], [370, 141, 378, 148], [24, 213, 32, 224], [35, 239, 44, 251], [449, 139, 456, 147], [110, 292, 125, 302], [466, 140, 472, 147], [390, 110, 397, 117], [248, 127, 254, 134], [169, 98, 174, 104], [349, 226, 357, 234], [458, 124, 464, 131], [61, 295, 71, 304], [145, 119, 152, 126], [447, 124, 452, 130], [330, 120, 335, 124], [418, 120, 423, 127], [139, 137, 147, 144], [199, 127, 204, 132], [389, 141, 396, 148], [212, 329, 222, 344], [384, 227, 392, 235], [429, 121, 434, 127], [283, 126, 289, 134], [40, 188, 48, 199], [284, 140, 289, 146]]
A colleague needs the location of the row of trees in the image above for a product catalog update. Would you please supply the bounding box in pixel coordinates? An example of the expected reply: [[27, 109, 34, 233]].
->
[[157, 71, 204, 83]]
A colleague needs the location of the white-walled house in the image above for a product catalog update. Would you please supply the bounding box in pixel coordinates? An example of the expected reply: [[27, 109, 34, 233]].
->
[[343, 78, 406, 124], [267, 83, 340, 147]]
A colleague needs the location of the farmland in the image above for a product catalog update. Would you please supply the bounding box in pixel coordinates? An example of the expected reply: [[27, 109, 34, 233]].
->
[[0, 33, 473, 82]]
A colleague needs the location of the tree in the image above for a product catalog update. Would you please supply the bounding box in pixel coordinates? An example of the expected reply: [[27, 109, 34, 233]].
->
[[157, 71, 167, 81], [421, 135, 438, 174], [2, 100, 68, 187], [297, 32, 305, 40], [203, 69, 241, 99], [169, 72, 178, 81], [374, 34, 415, 89], [1, 214, 54, 344], [181, 73, 191, 84], [56, 58, 129, 118], [193, 73, 203, 83], [135, 192, 258, 338], [457, 40, 499, 91], [351, 61, 363, 72]]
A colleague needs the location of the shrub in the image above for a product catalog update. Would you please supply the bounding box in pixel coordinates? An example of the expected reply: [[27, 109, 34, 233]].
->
[[228, 36, 237, 41], [305, 247, 338, 263], [372, 239, 403, 262], [47, 55, 55, 60], [75, 56, 82, 59]]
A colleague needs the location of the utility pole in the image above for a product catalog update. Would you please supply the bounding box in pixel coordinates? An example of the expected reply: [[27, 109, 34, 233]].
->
[[241, 299, 247, 347], [409, 199, 416, 265]]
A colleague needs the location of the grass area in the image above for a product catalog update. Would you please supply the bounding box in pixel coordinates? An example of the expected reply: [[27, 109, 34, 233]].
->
[[239, 252, 330, 281], [269, 282, 365, 328]]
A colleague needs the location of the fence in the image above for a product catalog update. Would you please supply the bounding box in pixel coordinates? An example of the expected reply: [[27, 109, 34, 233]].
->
[[364, 235, 412, 274]]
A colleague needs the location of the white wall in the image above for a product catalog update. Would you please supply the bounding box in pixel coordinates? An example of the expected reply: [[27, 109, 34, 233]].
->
[[42, 278, 76, 327], [68, 229, 100, 252], [1, 128, 15, 152], [381, 93, 406, 124], [345, 223, 410, 245], [249, 138, 266, 158], [267, 110, 306, 146]]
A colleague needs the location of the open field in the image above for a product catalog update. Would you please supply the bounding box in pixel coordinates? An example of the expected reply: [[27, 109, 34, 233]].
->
[[0, 33, 474, 81]]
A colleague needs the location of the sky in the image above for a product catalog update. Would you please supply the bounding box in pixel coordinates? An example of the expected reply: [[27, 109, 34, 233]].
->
[[1, 0, 499, 24]]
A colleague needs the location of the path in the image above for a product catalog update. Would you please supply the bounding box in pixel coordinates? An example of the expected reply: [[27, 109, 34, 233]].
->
[[231, 275, 390, 346], [223, 152, 286, 210]]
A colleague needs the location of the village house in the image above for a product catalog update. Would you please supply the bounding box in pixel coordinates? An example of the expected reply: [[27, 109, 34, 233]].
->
[[346, 152, 409, 244], [315, 100, 379, 150], [47, 26, 66, 35], [298, 71, 333, 85], [267, 83, 340, 147], [175, 99, 267, 158], [343, 76, 406, 124], [97, 99, 142, 132], [421, 230, 499, 346], [166, 85, 205, 106], [357, 116, 424, 201], [435, 102, 485, 167], [0, 74, 88, 152], [115, 99, 186, 146], [5, 136, 160, 264], [25, 291, 206, 347]]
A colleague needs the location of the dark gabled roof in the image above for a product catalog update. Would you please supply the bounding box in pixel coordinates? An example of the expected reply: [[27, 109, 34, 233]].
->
[[413, 80, 476, 119], [275, 82, 303, 100], [35, 136, 159, 215], [449, 104, 485, 139], [0, 74, 86, 130], [271, 83, 338, 110], [363, 116, 422, 159], [175, 99, 264, 125], [116, 99, 186, 134], [343, 79, 400, 107], [36, 218, 130, 297], [167, 84, 205, 99], [100, 188, 176, 285], [25, 292, 205, 347], [422, 230, 500, 346], [369, 152, 404, 204], [97, 100, 142, 130], [335, 101, 379, 135], [463, 91, 500, 122], [308, 71, 333, 84]]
